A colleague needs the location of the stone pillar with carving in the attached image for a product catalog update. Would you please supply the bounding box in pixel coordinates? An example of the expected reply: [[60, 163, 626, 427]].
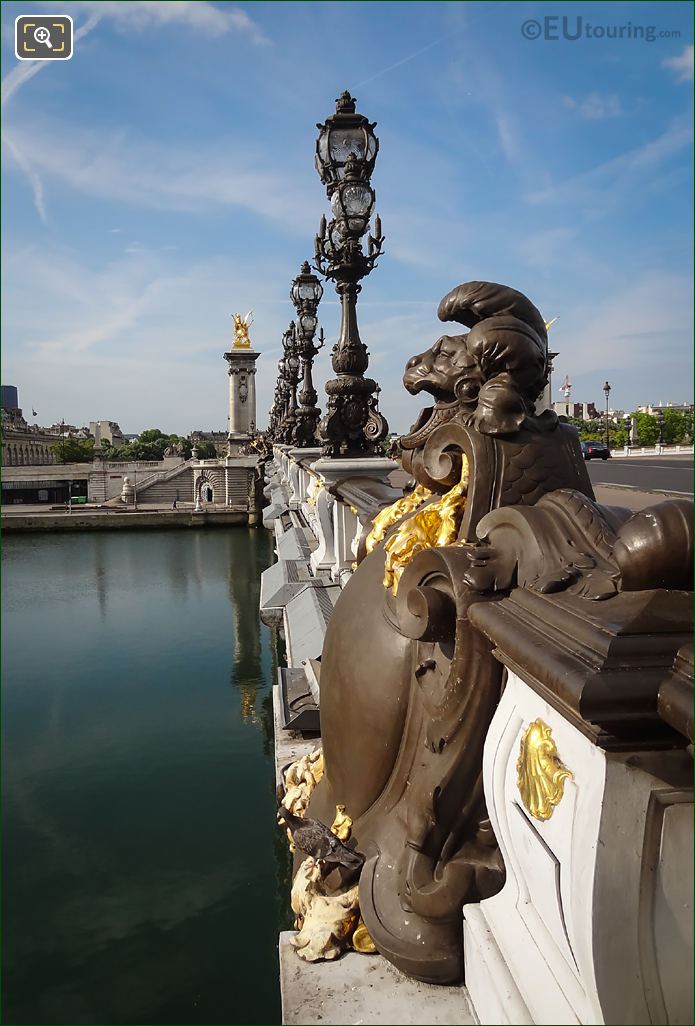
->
[[225, 313, 260, 454]]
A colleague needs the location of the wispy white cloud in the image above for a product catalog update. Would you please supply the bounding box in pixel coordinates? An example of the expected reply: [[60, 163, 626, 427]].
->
[[1, 134, 47, 221], [4, 118, 318, 234], [41, 0, 270, 45], [662, 44, 694, 84], [2, 243, 308, 430], [1, 11, 102, 108], [355, 34, 450, 89], [563, 92, 623, 120], [552, 271, 693, 377], [494, 109, 524, 165], [525, 122, 693, 211], [1, 2, 269, 220], [517, 227, 577, 270]]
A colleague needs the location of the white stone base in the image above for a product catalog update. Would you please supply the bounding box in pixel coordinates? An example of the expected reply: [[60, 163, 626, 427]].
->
[[463, 668, 694, 1026], [463, 905, 533, 1025], [279, 932, 476, 1025]]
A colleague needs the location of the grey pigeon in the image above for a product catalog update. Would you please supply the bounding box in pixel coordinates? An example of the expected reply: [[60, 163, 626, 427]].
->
[[277, 806, 364, 872]]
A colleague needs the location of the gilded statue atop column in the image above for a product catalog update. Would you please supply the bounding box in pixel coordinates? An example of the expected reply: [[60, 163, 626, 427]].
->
[[232, 311, 254, 350]]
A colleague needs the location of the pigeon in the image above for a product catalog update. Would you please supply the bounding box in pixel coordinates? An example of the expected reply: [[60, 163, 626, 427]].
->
[[277, 806, 364, 872]]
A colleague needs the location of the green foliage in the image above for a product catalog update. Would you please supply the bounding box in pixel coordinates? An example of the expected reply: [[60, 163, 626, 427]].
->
[[563, 416, 623, 447], [632, 412, 659, 446], [563, 409, 691, 447], [195, 441, 219, 459], [662, 408, 692, 444], [50, 437, 95, 463], [108, 430, 192, 462]]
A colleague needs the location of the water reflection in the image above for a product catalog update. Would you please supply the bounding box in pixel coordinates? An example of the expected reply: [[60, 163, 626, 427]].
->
[[2, 528, 282, 1025], [227, 528, 264, 731]]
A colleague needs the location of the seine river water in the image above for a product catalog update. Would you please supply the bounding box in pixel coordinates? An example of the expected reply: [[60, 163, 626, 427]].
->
[[2, 528, 290, 1025]]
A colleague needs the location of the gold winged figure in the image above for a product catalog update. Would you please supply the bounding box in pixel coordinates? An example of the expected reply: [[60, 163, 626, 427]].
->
[[232, 310, 254, 349]]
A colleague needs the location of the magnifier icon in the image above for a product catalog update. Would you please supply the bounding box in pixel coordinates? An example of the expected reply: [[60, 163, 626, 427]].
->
[[34, 26, 52, 48]]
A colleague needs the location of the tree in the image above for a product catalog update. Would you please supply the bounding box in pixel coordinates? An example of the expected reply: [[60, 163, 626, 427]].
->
[[632, 412, 659, 446], [662, 409, 689, 444], [50, 437, 95, 464], [107, 430, 192, 462]]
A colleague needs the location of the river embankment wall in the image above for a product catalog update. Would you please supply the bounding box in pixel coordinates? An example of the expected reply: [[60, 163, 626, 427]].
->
[[2, 509, 253, 532]]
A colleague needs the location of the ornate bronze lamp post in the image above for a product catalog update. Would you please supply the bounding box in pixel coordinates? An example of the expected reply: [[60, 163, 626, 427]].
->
[[290, 261, 324, 447], [603, 380, 611, 453], [278, 322, 300, 443], [269, 342, 289, 442], [314, 91, 388, 458], [268, 380, 281, 440]]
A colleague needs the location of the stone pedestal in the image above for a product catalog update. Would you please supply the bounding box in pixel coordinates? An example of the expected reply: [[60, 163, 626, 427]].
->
[[224, 347, 259, 447], [120, 476, 134, 504], [464, 589, 694, 1026]]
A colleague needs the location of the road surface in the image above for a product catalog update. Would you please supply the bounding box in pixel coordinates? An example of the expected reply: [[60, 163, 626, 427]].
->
[[587, 455, 693, 495]]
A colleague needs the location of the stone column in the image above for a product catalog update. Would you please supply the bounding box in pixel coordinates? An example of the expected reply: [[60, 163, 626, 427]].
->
[[224, 348, 260, 449]]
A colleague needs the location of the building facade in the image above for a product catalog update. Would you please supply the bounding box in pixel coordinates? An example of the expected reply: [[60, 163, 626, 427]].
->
[[89, 421, 125, 447], [2, 386, 60, 466], [552, 400, 600, 421]]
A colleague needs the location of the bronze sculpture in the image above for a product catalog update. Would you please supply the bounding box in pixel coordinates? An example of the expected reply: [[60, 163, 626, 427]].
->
[[303, 280, 693, 984]]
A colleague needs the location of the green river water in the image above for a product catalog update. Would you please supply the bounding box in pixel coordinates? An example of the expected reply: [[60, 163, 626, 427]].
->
[[2, 528, 291, 1025]]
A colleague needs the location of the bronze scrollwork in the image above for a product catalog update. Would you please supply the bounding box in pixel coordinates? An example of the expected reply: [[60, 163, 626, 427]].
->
[[305, 279, 694, 984]]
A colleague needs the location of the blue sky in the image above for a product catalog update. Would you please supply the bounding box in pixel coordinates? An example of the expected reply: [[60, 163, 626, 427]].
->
[[2, 0, 693, 434]]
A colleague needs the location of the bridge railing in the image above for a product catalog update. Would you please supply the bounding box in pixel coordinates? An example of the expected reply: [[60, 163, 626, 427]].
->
[[266, 444, 402, 586], [610, 443, 694, 457]]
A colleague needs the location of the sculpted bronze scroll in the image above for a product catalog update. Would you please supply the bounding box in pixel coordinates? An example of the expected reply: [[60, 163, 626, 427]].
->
[[304, 279, 693, 984]]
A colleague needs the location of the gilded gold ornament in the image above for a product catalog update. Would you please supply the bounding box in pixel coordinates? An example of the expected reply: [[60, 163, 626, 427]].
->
[[517, 719, 573, 821], [330, 803, 352, 841], [232, 311, 253, 349], [290, 858, 360, 962], [281, 748, 324, 850], [364, 483, 432, 556], [382, 458, 469, 595], [351, 916, 377, 953], [306, 476, 321, 507]]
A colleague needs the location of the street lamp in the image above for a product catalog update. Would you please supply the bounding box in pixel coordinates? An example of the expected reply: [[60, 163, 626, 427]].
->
[[272, 347, 291, 442], [278, 322, 301, 443], [655, 407, 665, 446], [603, 381, 611, 453], [314, 91, 388, 458], [624, 415, 632, 450], [289, 261, 324, 447]]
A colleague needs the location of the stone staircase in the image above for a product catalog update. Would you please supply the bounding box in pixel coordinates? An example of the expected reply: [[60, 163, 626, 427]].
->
[[103, 460, 192, 506], [137, 463, 194, 504]]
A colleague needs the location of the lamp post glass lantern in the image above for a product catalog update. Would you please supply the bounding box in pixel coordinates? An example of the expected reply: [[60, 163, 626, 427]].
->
[[313, 91, 388, 458], [603, 381, 611, 453]]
